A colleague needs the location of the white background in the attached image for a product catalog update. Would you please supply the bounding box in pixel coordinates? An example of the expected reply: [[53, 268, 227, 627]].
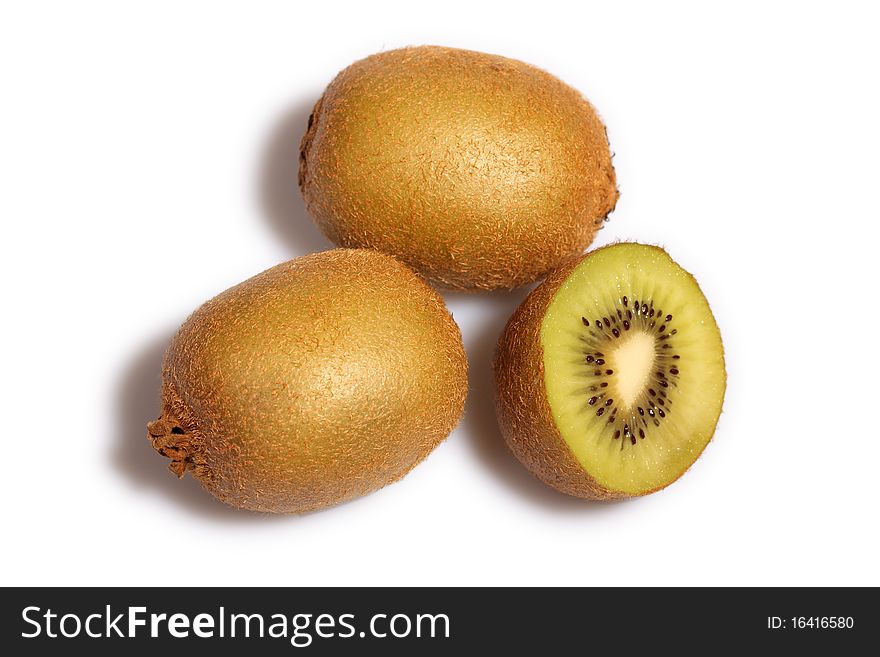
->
[[1, 1, 878, 587]]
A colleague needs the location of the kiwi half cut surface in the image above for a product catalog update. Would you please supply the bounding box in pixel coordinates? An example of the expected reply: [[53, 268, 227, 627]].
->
[[494, 243, 726, 499]]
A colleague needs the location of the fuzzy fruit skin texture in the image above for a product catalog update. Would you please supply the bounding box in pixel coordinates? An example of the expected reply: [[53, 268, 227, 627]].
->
[[299, 46, 618, 291], [147, 249, 468, 514], [493, 255, 623, 500]]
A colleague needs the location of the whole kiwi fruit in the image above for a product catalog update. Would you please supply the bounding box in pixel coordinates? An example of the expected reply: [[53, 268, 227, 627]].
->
[[299, 45, 618, 291], [494, 243, 726, 499], [147, 248, 468, 513]]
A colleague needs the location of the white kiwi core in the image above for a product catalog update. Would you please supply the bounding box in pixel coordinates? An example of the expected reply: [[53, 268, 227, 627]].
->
[[608, 332, 656, 409]]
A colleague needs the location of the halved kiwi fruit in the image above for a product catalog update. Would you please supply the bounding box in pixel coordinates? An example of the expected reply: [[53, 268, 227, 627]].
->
[[494, 243, 726, 499], [299, 45, 618, 291], [147, 248, 468, 514]]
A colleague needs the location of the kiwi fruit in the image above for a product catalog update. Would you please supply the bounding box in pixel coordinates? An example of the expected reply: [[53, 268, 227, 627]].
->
[[493, 243, 726, 499], [299, 45, 618, 291], [147, 248, 468, 514]]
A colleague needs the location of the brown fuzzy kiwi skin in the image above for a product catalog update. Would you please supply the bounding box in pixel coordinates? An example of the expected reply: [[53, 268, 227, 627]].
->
[[493, 244, 719, 501], [299, 45, 618, 292], [147, 249, 468, 514]]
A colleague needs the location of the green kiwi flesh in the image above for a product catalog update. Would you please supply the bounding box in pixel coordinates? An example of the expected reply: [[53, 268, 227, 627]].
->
[[495, 243, 726, 498]]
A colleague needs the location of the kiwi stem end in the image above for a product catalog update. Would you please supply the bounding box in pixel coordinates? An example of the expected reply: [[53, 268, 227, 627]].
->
[[147, 416, 200, 479]]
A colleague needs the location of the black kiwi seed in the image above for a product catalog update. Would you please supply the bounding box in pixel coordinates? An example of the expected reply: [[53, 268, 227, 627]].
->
[[574, 291, 684, 450]]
